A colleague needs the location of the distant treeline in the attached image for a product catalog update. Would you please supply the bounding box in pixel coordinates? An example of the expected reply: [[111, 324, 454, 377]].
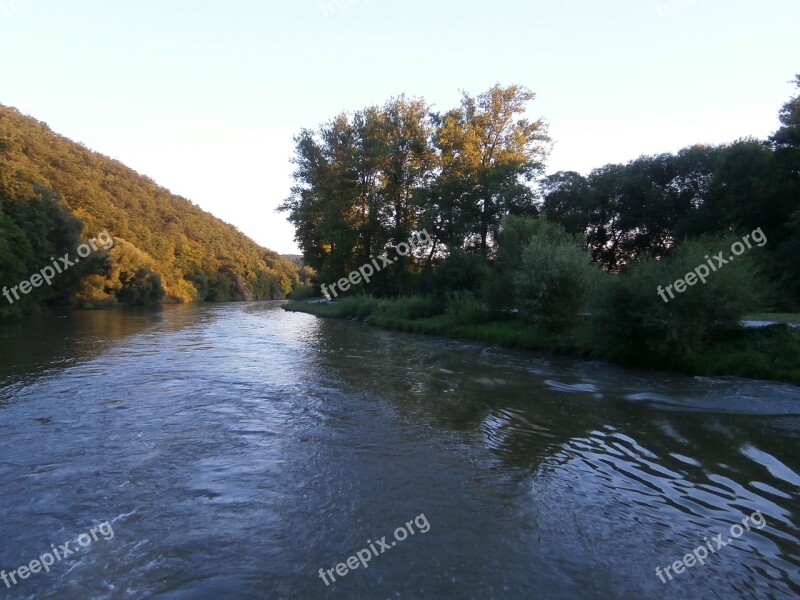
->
[[541, 136, 800, 305], [0, 105, 299, 320], [282, 79, 800, 310]]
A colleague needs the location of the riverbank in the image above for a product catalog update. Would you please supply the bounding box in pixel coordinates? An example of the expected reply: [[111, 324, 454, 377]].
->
[[284, 299, 800, 385]]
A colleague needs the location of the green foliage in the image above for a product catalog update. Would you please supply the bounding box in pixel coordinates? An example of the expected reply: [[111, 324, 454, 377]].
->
[[483, 216, 584, 310], [772, 74, 800, 154], [116, 267, 165, 305], [279, 85, 550, 297], [426, 251, 486, 296], [425, 84, 548, 257], [0, 201, 31, 319], [692, 324, 800, 383], [539, 82, 800, 308], [594, 238, 765, 365], [280, 79, 800, 384], [542, 145, 723, 270], [508, 220, 599, 331], [279, 97, 439, 297], [444, 290, 486, 325], [328, 296, 381, 319], [376, 294, 443, 320], [483, 216, 599, 330], [281, 81, 800, 310], [287, 294, 443, 321], [287, 285, 318, 301], [0, 186, 89, 316]]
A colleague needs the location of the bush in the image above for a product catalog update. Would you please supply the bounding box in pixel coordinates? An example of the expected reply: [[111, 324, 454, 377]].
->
[[484, 216, 586, 310], [595, 237, 766, 365], [513, 232, 600, 331], [426, 251, 485, 295]]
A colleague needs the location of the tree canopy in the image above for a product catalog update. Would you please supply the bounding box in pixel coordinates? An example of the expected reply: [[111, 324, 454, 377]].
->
[[279, 85, 550, 296]]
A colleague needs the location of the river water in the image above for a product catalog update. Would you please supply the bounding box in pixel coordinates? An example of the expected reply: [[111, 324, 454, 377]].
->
[[0, 302, 798, 599]]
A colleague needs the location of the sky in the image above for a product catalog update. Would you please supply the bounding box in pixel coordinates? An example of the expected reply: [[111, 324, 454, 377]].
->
[[0, 0, 798, 254]]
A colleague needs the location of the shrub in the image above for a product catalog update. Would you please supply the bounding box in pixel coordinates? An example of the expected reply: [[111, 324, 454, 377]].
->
[[595, 237, 766, 365], [427, 251, 485, 295], [513, 232, 600, 331], [484, 216, 586, 310], [117, 267, 166, 305]]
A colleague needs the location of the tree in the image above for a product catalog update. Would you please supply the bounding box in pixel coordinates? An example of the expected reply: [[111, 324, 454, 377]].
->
[[116, 267, 165, 305], [483, 215, 581, 309], [540, 171, 593, 236], [427, 85, 549, 257], [280, 85, 550, 297], [541, 146, 722, 270], [0, 184, 88, 311], [279, 100, 437, 295], [769, 75, 800, 306], [772, 74, 800, 162]]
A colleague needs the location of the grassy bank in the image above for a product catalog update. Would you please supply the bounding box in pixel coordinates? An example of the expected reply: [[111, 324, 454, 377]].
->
[[284, 297, 800, 385]]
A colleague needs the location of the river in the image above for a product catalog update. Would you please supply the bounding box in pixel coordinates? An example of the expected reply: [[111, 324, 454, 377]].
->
[[0, 302, 798, 599]]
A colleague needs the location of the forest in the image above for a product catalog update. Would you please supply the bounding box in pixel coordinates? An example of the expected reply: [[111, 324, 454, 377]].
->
[[282, 79, 800, 382], [0, 105, 299, 320]]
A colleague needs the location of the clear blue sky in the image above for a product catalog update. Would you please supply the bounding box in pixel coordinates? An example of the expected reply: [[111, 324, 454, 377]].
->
[[1, 0, 797, 254]]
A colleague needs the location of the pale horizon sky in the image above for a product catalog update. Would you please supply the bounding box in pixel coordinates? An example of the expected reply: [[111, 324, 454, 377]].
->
[[1, 0, 798, 254]]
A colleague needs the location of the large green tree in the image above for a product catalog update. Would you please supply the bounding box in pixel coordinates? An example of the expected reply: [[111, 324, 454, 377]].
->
[[280, 97, 438, 295], [770, 75, 800, 305], [423, 84, 549, 258], [280, 85, 550, 296]]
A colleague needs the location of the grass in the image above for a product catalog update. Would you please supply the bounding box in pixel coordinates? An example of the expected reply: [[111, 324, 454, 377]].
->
[[689, 324, 800, 382]]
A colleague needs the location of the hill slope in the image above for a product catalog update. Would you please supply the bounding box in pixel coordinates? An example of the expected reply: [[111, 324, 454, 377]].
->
[[0, 104, 297, 318]]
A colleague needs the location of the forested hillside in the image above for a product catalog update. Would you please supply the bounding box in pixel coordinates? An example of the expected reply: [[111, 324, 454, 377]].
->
[[0, 104, 298, 320]]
